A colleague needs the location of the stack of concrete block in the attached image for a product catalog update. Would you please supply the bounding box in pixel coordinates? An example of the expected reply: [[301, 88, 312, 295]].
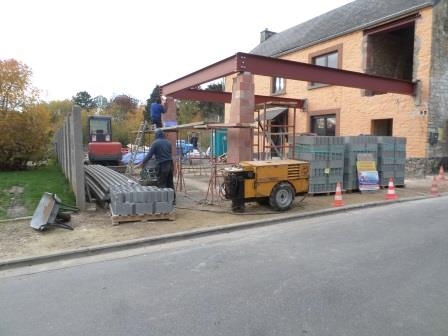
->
[[377, 136, 406, 186], [343, 136, 378, 191], [294, 135, 407, 192], [294, 136, 344, 194], [110, 185, 175, 216]]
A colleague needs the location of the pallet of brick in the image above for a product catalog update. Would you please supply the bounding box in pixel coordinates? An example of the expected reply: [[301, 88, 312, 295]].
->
[[393, 137, 406, 186], [308, 162, 344, 194], [109, 185, 175, 225], [295, 136, 344, 194], [377, 136, 406, 187], [343, 136, 378, 191]]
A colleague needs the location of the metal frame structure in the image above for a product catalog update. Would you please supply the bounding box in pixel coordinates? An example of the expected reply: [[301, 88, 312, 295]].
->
[[254, 101, 298, 160], [159, 52, 415, 164], [160, 52, 416, 102]]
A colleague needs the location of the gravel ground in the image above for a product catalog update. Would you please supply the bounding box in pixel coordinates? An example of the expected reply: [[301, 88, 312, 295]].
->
[[0, 173, 446, 262]]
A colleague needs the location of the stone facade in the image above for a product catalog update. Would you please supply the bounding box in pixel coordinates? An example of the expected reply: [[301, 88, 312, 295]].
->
[[406, 157, 447, 177], [428, 0, 448, 158]]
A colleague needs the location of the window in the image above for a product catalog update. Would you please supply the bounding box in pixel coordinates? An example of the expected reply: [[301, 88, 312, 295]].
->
[[271, 77, 285, 95], [371, 119, 393, 136], [309, 45, 342, 88], [89, 118, 110, 135], [311, 115, 336, 136], [313, 51, 338, 69], [364, 17, 415, 87]]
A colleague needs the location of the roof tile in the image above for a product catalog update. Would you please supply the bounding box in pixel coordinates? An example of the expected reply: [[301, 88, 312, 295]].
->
[[251, 0, 435, 57]]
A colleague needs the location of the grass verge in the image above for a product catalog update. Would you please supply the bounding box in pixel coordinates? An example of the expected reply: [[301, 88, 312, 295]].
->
[[0, 160, 76, 220]]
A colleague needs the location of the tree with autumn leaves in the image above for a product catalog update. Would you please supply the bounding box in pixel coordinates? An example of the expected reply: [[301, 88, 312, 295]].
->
[[0, 59, 54, 170], [0, 58, 224, 170]]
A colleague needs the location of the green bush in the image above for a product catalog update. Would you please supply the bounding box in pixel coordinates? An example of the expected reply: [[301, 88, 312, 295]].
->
[[0, 106, 52, 170]]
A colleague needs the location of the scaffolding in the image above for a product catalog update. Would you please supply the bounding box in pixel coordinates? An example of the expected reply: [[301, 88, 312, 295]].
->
[[253, 101, 298, 160], [126, 120, 256, 204], [194, 122, 255, 204]]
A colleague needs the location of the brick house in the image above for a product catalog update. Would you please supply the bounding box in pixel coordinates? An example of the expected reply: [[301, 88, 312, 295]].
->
[[244, 0, 447, 176]]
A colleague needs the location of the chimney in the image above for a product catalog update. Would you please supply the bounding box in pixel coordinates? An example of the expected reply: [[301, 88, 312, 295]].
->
[[260, 28, 276, 42]]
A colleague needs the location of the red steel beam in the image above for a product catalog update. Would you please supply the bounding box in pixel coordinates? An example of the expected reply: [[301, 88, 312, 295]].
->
[[171, 89, 305, 108], [170, 89, 229, 103], [235, 52, 415, 95], [364, 14, 420, 36], [161, 55, 238, 96], [160, 52, 415, 98]]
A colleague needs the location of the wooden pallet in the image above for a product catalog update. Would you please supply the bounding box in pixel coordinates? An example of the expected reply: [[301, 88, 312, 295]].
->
[[307, 191, 336, 196], [111, 211, 176, 226]]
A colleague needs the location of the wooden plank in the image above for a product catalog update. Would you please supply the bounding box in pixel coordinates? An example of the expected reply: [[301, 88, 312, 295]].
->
[[195, 122, 256, 129], [111, 211, 176, 226], [160, 121, 205, 131]]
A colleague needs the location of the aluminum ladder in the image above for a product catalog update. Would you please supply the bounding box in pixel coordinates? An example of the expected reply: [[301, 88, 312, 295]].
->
[[125, 120, 149, 176]]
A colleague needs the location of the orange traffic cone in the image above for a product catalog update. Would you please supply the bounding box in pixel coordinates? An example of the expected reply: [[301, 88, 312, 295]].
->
[[333, 182, 344, 207], [430, 176, 440, 197], [437, 165, 446, 182], [385, 177, 398, 200]]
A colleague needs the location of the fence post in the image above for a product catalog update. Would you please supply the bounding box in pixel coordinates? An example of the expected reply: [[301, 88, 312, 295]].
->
[[54, 105, 86, 210], [70, 105, 86, 210]]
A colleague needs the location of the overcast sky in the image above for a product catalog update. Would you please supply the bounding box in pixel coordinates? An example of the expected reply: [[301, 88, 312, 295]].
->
[[2, 0, 353, 103]]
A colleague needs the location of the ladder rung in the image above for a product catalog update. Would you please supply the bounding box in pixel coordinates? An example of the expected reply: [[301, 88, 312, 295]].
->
[[125, 120, 149, 176]]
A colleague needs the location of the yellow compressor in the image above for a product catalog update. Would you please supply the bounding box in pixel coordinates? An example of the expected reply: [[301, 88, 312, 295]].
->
[[222, 159, 309, 212]]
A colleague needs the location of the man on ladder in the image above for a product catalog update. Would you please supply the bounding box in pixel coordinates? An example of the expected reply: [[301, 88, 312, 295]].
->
[[150, 97, 166, 128]]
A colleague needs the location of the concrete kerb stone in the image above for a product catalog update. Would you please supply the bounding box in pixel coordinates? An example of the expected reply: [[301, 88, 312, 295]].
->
[[2, 192, 446, 272]]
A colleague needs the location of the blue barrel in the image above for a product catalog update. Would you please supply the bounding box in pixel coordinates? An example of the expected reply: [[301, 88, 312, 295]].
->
[[212, 129, 227, 157]]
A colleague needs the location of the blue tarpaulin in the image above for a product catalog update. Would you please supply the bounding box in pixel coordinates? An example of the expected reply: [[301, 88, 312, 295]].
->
[[121, 141, 193, 164], [121, 152, 147, 164], [176, 140, 193, 156]]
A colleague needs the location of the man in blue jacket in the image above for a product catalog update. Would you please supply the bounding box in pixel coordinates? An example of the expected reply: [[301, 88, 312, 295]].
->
[[137, 129, 175, 201], [150, 98, 165, 128]]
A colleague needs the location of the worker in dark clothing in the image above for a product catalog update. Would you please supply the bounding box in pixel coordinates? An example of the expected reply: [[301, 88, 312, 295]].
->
[[137, 128, 175, 202], [150, 98, 166, 128], [190, 132, 199, 150]]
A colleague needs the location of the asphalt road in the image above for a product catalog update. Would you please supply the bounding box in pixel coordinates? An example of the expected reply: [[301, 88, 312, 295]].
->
[[1, 197, 447, 336]]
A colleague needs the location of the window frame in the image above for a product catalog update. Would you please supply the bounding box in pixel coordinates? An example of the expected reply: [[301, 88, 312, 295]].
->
[[271, 76, 286, 95], [308, 109, 340, 136], [308, 44, 343, 89], [363, 15, 417, 96]]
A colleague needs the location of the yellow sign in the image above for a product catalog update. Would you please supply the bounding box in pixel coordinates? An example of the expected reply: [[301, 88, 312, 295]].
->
[[357, 161, 376, 171], [356, 155, 379, 191]]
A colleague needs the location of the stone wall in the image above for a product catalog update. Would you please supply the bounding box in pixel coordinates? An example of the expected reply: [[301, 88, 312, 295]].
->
[[428, 0, 448, 157], [406, 156, 448, 177]]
